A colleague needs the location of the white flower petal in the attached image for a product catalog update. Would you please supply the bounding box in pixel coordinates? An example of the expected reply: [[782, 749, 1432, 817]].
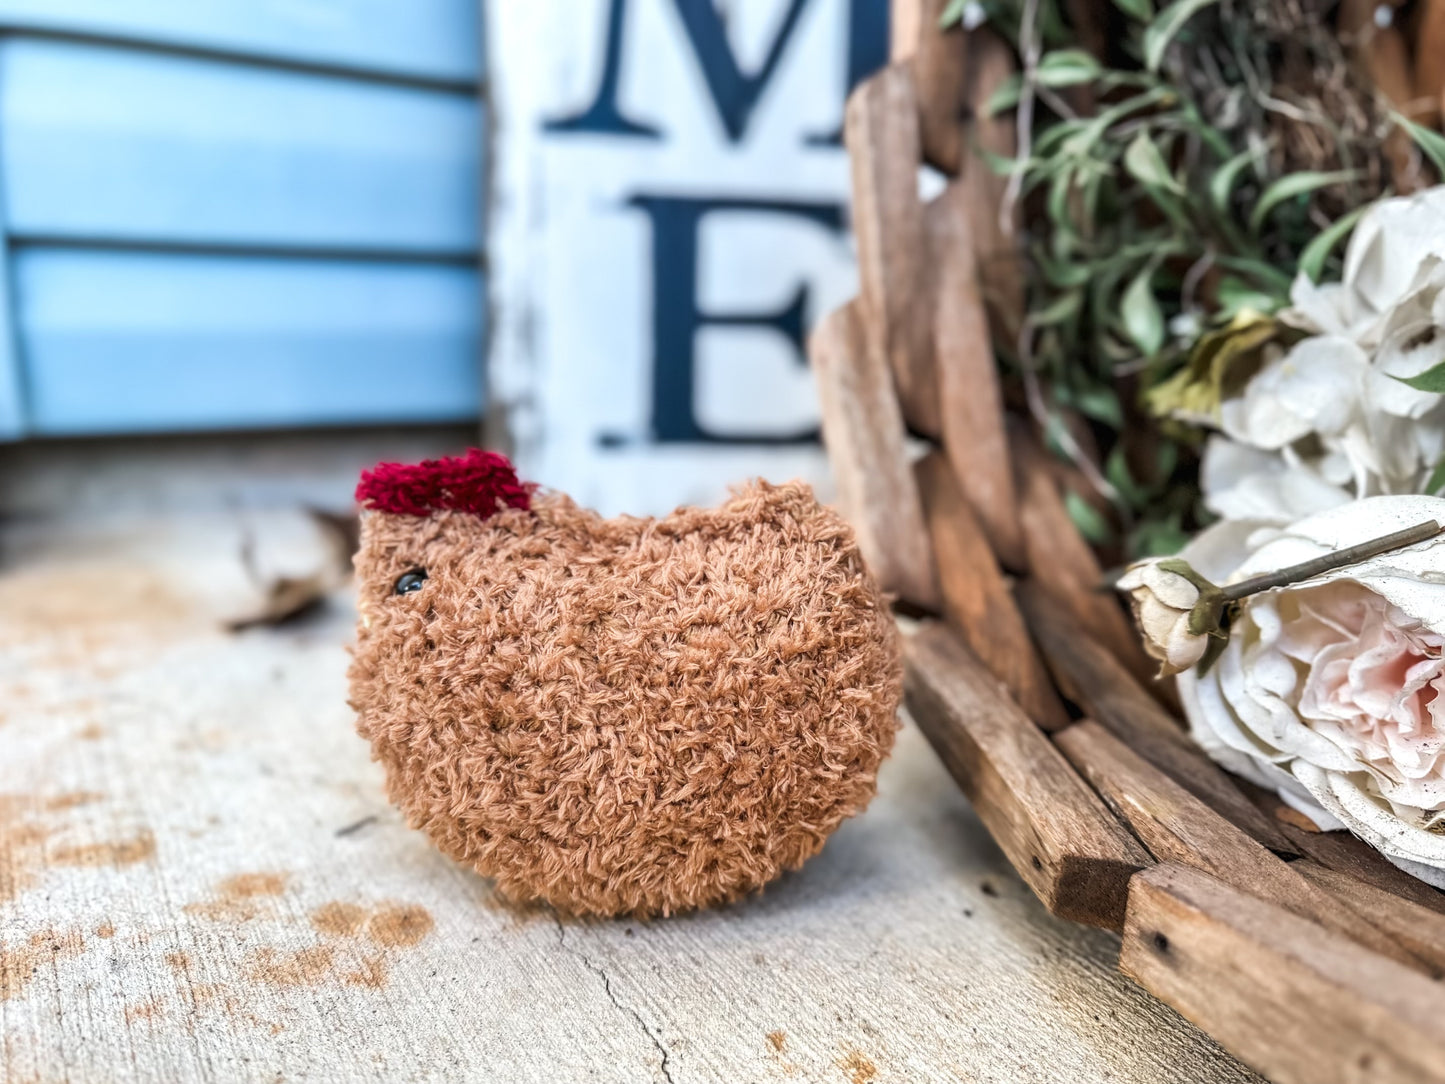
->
[[1180, 495, 1445, 884], [1119, 558, 1210, 677], [1220, 337, 1368, 449], [1178, 517, 1280, 583], [1283, 277, 1375, 341], [1415, 408, 1445, 469], [1199, 436, 1350, 524], [1138, 563, 1199, 609], [1165, 624, 1208, 671], [1294, 762, 1445, 884], [1371, 320, 1445, 421], [1341, 187, 1445, 317]]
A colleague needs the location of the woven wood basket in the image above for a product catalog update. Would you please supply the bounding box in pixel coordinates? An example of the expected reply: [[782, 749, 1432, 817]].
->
[[813, 5, 1445, 1082]]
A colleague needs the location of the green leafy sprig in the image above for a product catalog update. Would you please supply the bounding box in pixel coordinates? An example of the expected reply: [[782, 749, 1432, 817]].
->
[[950, 0, 1431, 558]]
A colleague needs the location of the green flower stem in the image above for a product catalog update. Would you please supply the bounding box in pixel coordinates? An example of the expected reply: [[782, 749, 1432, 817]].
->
[[1220, 520, 1445, 602]]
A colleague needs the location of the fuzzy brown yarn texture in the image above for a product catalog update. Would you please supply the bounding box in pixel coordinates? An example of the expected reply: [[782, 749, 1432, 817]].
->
[[347, 480, 903, 918]]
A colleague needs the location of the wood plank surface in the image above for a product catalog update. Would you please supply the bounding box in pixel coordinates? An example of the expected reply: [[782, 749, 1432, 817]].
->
[[845, 64, 941, 439], [0, 492, 1262, 1084], [1018, 583, 1298, 856], [889, 0, 968, 173], [1057, 722, 1423, 971], [1060, 0, 1109, 60], [904, 625, 1150, 930], [1419, 0, 1445, 122], [1295, 860, 1445, 979], [1009, 428, 1156, 685], [1339, 0, 1425, 190], [926, 183, 1025, 570], [1241, 781, 1445, 914], [889, 0, 929, 61], [810, 301, 939, 612], [958, 29, 1024, 342], [914, 450, 1067, 729], [1122, 863, 1445, 1084]]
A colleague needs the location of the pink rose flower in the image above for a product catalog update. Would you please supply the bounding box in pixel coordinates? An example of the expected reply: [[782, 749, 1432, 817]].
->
[[1178, 496, 1445, 886], [1284, 584, 1445, 795]]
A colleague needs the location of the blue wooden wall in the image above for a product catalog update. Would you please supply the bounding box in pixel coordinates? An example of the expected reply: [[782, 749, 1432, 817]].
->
[[0, 1, 484, 440]]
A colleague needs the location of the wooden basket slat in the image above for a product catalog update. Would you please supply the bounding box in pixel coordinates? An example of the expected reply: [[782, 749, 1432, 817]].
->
[[915, 450, 1068, 729], [1019, 583, 1300, 856], [1059, 0, 1109, 61], [844, 64, 941, 439], [1418, 0, 1445, 121], [1242, 783, 1445, 914], [1009, 428, 1160, 688], [957, 28, 1025, 343], [1294, 861, 1445, 979], [904, 623, 1150, 930], [1122, 864, 1445, 1084], [820, 4, 1445, 1077], [890, 0, 970, 174], [810, 300, 939, 612], [1056, 721, 1424, 973], [927, 180, 1026, 571], [1341, 0, 1430, 192]]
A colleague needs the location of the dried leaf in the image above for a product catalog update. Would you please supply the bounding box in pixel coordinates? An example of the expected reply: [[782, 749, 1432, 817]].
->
[[1064, 490, 1113, 544], [1143, 0, 1220, 72], [1145, 310, 1291, 421], [1249, 170, 1361, 232], [1035, 48, 1103, 87], [1123, 131, 1184, 194], [1112, 0, 1154, 19], [1121, 264, 1165, 356], [1298, 203, 1370, 283]]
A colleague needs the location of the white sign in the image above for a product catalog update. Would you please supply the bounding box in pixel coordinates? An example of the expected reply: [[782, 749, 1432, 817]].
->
[[487, 0, 888, 515]]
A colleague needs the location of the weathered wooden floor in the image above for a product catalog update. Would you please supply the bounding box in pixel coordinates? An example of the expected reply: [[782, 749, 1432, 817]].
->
[[0, 509, 1261, 1083]]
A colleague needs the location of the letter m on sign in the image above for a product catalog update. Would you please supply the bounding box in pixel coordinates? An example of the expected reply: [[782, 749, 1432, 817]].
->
[[546, 0, 816, 142]]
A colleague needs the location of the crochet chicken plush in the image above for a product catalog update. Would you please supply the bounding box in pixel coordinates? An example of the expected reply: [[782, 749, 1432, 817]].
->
[[348, 449, 902, 917]]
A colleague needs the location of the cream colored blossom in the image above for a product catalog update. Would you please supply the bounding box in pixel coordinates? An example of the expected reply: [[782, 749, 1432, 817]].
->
[[1116, 559, 1209, 676], [1178, 495, 1445, 887], [1187, 188, 1445, 523], [1287, 187, 1445, 347]]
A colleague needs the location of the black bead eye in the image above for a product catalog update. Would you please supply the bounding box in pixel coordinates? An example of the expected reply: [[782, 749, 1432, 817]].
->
[[394, 569, 427, 595]]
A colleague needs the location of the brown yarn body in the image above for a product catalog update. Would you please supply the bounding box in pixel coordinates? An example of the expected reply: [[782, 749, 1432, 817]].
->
[[348, 480, 902, 917]]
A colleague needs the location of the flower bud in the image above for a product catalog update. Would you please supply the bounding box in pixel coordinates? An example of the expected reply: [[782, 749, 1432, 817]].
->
[[1116, 559, 1210, 676]]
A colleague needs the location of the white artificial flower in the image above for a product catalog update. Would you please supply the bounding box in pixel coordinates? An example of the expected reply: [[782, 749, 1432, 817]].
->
[[1178, 495, 1445, 886], [1198, 436, 1349, 525], [1116, 559, 1209, 676], [1287, 187, 1445, 348], [1199, 188, 1445, 518], [1218, 335, 1369, 450]]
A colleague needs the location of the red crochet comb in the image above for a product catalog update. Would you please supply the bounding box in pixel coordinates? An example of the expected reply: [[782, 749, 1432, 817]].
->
[[355, 449, 532, 518]]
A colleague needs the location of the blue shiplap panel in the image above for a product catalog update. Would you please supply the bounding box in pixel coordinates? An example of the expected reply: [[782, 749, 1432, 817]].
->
[[0, 0, 481, 84], [1, 39, 482, 254], [17, 248, 482, 434], [0, 333, 19, 438], [0, 46, 22, 438]]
